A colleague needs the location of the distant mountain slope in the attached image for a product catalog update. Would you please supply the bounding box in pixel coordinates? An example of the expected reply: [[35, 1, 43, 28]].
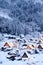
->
[[0, 0, 43, 35]]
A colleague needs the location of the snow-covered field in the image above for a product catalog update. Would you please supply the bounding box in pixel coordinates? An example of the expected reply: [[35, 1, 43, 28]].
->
[[0, 33, 43, 65], [0, 51, 43, 65]]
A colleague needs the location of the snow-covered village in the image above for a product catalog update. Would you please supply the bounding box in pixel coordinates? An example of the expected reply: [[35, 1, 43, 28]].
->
[[0, 32, 43, 65], [0, 0, 43, 65]]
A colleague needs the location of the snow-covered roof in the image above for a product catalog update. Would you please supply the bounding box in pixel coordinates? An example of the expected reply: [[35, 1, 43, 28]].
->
[[20, 34, 24, 38], [4, 42, 14, 47]]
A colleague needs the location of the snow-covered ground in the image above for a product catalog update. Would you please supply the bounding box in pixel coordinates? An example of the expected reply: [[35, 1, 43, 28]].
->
[[0, 33, 43, 65], [0, 51, 43, 65]]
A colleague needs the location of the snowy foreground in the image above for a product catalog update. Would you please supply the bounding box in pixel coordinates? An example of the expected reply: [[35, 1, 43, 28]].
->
[[0, 51, 43, 65], [0, 33, 43, 65]]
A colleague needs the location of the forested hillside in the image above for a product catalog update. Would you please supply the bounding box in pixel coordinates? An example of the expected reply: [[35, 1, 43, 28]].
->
[[0, 0, 43, 35]]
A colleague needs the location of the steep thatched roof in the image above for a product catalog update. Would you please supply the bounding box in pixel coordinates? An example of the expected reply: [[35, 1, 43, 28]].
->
[[22, 52, 28, 58]]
